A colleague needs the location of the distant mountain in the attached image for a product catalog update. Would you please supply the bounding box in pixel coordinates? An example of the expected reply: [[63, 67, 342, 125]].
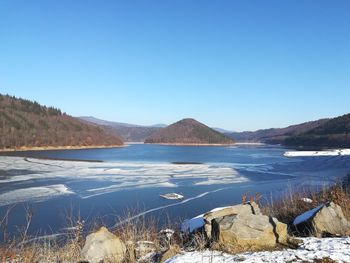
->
[[0, 94, 123, 150], [79, 116, 163, 142], [79, 116, 140, 127], [285, 113, 350, 148], [213, 127, 233, 134], [227, 119, 329, 144], [150, 123, 167, 128], [145, 118, 234, 145]]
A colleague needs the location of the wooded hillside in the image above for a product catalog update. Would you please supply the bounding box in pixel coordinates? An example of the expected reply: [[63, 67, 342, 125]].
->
[[145, 118, 234, 145], [0, 94, 123, 150]]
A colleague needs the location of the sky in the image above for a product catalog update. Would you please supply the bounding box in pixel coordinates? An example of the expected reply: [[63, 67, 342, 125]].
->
[[0, 0, 349, 131]]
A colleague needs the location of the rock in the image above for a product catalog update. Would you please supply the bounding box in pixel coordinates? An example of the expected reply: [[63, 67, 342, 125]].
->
[[204, 202, 288, 251], [135, 240, 157, 260], [81, 226, 126, 263], [159, 229, 175, 250], [160, 245, 181, 263], [203, 202, 261, 239], [294, 202, 350, 237]]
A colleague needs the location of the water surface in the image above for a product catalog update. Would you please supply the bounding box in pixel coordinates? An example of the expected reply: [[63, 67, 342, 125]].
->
[[1, 144, 349, 238]]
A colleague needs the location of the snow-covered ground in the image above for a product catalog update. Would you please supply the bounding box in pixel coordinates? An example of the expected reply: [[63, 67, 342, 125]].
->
[[284, 149, 350, 157], [165, 237, 350, 263]]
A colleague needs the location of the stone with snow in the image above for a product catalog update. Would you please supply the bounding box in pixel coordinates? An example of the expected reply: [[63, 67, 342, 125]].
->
[[203, 202, 288, 251], [203, 203, 261, 239], [81, 226, 126, 263], [294, 202, 350, 237]]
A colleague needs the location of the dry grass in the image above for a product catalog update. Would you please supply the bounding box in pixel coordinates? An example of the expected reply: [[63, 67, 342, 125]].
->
[[114, 213, 160, 262], [262, 177, 350, 225], [1, 176, 349, 262]]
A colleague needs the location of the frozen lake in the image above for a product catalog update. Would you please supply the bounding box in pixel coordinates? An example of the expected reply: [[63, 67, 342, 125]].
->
[[1, 144, 350, 238]]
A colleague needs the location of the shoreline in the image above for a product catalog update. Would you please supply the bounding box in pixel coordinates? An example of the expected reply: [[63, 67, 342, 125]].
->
[[144, 142, 235, 146], [284, 148, 350, 157], [0, 144, 124, 153], [233, 142, 265, 146]]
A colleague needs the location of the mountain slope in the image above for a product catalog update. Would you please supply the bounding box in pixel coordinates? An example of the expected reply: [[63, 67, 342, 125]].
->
[[79, 116, 162, 142], [285, 113, 350, 148], [227, 119, 329, 144], [0, 94, 123, 150], [145, 118, 234, 145], [79, 116, 140, 128]]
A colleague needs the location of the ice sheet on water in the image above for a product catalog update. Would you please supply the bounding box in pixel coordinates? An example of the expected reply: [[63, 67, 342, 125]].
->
[[0, 157, 248, 205], [0, 184, 74, 206], [284, 149, 350, 157]]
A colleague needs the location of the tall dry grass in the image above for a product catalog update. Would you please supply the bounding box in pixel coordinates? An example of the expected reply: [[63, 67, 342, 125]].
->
[[1, 175, 349, 262], [262, 176, 350, 225]]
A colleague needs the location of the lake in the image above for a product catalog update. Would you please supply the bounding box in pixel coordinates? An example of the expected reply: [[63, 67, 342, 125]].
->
[[1, 144, 350, 239]]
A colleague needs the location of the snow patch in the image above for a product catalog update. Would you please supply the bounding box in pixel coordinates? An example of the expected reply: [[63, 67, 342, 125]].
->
[[301, 197, 313, 203], [165, 237, 350, 263], [293, 204, 324, 225], [284, 149, 350, 157], [181, 206, 230, 233]]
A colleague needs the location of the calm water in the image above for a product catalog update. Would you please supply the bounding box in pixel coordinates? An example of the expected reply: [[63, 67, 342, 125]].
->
[[1, 144, 350, 238]]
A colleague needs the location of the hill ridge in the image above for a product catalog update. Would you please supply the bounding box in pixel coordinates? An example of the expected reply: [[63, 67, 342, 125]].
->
[[0, 94, 123, 150], [145, 118, 234, 145]]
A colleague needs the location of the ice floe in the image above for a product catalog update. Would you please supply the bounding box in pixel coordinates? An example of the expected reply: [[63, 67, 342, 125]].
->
[[284, 149, 350, 157], [160, 193, 184, 200], [0, 156, 247, 206], [0, 184, 73, 206]]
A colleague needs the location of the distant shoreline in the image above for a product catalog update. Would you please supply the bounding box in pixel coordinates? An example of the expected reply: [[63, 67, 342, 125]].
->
[[0, 144, 124, 153], [233, 142, 265, 146], [144, 142, 235, 146]]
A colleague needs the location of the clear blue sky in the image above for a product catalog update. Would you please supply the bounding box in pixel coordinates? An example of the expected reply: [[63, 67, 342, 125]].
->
[[0, 0, 349, 131]]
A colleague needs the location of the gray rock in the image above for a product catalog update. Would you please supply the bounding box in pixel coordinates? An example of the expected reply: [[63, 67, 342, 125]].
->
[[204, 202, 288, 251], [81, 226, 126, 263], [203, 202, 262, 239], [294, 202, 350, 237]]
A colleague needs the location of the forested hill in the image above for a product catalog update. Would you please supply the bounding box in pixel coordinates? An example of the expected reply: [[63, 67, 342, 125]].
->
[[0, 94, 123, 150], [285, 113, 350, 148], [227, 119, 329, 144], [144, 118, 234, 145]]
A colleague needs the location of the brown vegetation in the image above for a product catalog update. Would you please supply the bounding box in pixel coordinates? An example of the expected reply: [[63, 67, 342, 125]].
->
[[262, 178, 350, 225], [228, 119, 329, 144], [145, 118, 234, 145], [0, 94, 123, 150]]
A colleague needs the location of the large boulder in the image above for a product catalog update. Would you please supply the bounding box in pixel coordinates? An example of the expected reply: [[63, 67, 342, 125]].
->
[[203, 202, 288, 251], [81, 226, 126, 263], [293, 202, 350, 237]]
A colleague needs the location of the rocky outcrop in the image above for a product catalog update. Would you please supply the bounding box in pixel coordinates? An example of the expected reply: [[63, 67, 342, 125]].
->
[[203, 202, 288, 251], [293, 202, 350, 237], [81, 227, 126, 263]]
